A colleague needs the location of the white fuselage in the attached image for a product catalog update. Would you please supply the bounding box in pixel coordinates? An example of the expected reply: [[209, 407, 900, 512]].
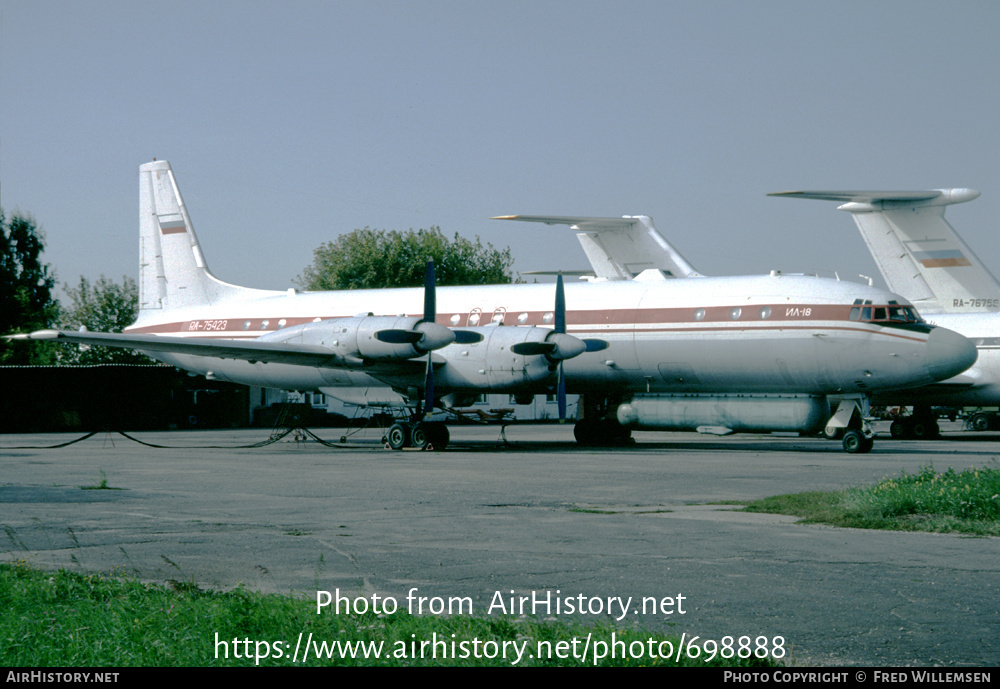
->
[[125, 273, 970, 400]]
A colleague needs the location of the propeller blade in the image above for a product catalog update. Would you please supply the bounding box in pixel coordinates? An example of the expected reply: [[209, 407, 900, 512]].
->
[[375, 330, 423, 344], [557, 363, 567, 422], [423, 260, 436, 323], [423, 260, 436, 418], [555, 273, 566, 334], [424, 353, 435, 419], [511, 341, 557, 356], [453, 330, 485, 344]]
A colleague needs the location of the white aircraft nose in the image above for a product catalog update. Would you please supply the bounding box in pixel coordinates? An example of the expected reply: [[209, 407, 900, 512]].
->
[[925, 326, 978, 381]]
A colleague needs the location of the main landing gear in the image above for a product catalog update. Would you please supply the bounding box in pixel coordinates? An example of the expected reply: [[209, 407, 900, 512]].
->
[[573, 418, 633, 446], [825, 397, 875, 454], [572, 394, 633, 447], [888, 406, 940, 440], [385, 420, 449, 451]]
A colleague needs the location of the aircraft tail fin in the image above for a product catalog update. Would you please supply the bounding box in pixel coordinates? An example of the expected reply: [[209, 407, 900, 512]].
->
[[769, 189, 1000, 314], [138, 160, 275, 316], [493, 215, 702, 280]]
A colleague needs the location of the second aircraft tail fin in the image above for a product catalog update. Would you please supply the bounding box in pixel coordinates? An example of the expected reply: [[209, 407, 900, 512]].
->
[[770, 189, 999, 314], [493, 215, 702, 280]]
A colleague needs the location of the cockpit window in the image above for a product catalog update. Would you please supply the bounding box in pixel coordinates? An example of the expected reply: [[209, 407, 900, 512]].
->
[[851, 301, 923, 324]]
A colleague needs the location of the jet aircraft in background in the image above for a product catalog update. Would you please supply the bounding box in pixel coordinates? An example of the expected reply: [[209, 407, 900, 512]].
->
[[8, 161, 978, 453], [494, 215, 703, 281], [770, 188, 1000, 437]]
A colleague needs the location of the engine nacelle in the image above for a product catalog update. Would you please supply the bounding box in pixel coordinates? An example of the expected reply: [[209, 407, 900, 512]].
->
[[616, 394, 831, 434], [259, 315, 453, 362], [432, 325, 572, 392]]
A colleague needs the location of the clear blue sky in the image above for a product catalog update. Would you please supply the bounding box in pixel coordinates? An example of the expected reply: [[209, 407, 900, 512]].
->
[[3, 0, 999, 295]]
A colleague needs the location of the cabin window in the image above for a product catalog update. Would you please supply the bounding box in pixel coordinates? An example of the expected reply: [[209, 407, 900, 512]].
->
[[729, 307, 742, 320], [694, 308, 706, 321], [758, 306, 771, 319], [517, 312, 529, 324]]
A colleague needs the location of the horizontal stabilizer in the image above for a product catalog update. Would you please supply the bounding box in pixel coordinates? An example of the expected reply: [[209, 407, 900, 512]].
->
[[495, 215, 702, 280]]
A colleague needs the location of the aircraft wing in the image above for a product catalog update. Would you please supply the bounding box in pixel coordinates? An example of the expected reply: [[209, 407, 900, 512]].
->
[[6, 329, 348, 367], [769, 189, 1000, 313], [495, 215, 702, 280]]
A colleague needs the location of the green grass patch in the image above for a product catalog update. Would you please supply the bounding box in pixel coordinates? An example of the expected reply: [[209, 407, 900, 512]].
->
[[80, 469, 122, 491], [744, 465, 1000, 536], [0, 561, 775, 667]]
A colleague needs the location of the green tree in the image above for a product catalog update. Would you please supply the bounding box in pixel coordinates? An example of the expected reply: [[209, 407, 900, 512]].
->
[[296, 226, 514, 290], [0, 209, 59, 365], [58, 275, 151, 365]]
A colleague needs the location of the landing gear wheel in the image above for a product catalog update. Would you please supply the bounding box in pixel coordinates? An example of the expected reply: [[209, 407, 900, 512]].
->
[[424, 422, 449, 451], [889, 420, 910, 439], [842, 429, 874, 454], [971, 413, 990, 432], [823, 425, 845, 440], [573, 419, 633, 447], [387, 423, 409, 450], [574, 421, 597, 446], [410, 423, 429, 450], [911, 420, 940, 439]]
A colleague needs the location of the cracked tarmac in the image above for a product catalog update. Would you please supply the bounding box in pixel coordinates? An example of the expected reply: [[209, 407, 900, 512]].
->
[[2, 424, 998, 666]]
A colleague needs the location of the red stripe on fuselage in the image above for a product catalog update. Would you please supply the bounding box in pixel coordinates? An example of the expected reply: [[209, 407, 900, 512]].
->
[[126, 303, 856, 334], [125, 307, 928, 344]]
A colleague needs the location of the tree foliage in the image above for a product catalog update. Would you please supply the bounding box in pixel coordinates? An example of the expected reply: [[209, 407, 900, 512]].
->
[[296, 226, 514, 290], [0, 209, 59, 365], [59, 275, 151, 365]]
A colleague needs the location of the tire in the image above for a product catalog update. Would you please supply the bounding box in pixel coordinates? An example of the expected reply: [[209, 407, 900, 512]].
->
[[424, 422, 449, 451], [971, 413, 990, 432], [387, 423, 408, 450], [911, 420, 939, 439], [574, 419, 632, 446], [574, 422, 596, 446], [842, 429, 873, 454], [410, 423, 429, 450], [889, 420, 910, 439]]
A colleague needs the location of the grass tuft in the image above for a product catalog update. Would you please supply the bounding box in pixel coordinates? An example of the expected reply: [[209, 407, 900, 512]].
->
[[80, 469, 121, 491], [744, 465, 1000, 536]]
